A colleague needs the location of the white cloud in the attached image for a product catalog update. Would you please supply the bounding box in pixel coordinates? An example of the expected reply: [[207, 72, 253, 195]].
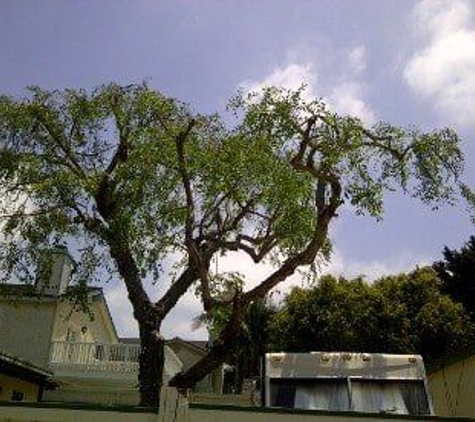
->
[[162, 292, 207, 340], [105, 275, 207, 340], [348, 46, 368, 74], [239, 61, 376, 124], [215, 251, 304, 295], [323, 248, 430, 282], [105, 283, 138, 337], [329, 83, 376, 124], [404, 0, 475, 128], [240, 63, 318, 101]]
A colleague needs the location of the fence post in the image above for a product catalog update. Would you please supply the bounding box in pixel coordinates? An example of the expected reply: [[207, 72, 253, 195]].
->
[[157, 386, 189, 422]]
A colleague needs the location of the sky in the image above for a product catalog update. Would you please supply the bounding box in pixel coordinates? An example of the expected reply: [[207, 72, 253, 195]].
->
[[1, 0, 474, 340]]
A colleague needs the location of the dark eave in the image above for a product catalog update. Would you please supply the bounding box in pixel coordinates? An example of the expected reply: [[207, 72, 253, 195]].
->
[[0, 283, 103, 300], [0, 351, 57, 389], [426, 342, 475, 375]]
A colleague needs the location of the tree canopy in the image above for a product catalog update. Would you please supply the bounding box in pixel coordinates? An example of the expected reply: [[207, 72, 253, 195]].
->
[[0, 83, 473, 404], [434, 236, 475, 320], [271, 268, 473, 363]]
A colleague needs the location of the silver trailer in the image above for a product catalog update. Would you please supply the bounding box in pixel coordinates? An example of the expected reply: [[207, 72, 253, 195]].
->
[[263, 352, 433, 415]]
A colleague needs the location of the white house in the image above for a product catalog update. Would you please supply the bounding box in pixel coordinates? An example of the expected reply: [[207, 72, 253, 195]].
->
[[0, 248, 222, 405]]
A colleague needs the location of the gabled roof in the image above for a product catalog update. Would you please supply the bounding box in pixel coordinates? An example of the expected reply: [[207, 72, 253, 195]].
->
[[120, 337, 208, 353], [0, 283, 119, 342], [0, 350, 56, 389], [119, 337, 141, 345], [181, 339, 208, 352], [167, 337, 209, 356], [0, 283, 37, 297], [0, 283, 103, 299]]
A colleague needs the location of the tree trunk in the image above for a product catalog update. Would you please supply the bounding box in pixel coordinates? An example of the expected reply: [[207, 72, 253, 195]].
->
[[138, 321, 164, 407], [105, 231, 163, 407], [169, 342, 229, 390], [234, 349, 245, 394], [169, 317, 243, 390]]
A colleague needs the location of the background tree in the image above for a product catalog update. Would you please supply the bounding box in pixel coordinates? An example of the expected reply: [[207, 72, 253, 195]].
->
[[271, 268, 473, 363], [434, 236, 475, 320], [230, 299, 275, 393], [0, 84, 473, 401]]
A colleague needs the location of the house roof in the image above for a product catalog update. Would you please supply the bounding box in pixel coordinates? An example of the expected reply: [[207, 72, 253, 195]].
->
[[167, 337, 209, 355], [120, 337, 208, 352], [0, 283, 119, 342], [0, 283, 103, 299], [426, 343, 475, 375], [119, 337, 141, 345], [180, 339, 208, 352], [0, 350, 57, 389]]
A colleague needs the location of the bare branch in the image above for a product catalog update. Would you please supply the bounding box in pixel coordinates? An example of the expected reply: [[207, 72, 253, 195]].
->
[[175, 119, 197, 243], [0, 206, 64, 220], [36, 114, 86, 179], [155, 262, 198, 319]]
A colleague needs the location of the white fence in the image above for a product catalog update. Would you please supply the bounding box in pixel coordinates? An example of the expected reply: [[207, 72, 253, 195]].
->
[[49, 341, 141, 373]]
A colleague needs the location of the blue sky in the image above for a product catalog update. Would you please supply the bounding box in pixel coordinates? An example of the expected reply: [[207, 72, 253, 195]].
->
[[1, 0, 474, 339]]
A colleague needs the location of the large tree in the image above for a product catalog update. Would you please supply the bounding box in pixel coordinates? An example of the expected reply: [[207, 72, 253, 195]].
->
[[0, 84, 472, 404]]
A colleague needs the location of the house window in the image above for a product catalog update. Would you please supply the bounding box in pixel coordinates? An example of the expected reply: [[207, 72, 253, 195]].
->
[[270, 378, 350, 411], [351, 379, 430, 415], [269, 378, 430, 415], [66, 328, 76, 342], [11, 390, 24, 401]]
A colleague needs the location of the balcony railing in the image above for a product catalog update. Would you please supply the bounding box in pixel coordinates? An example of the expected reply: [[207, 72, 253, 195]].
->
[[49, 341, 140, 373]]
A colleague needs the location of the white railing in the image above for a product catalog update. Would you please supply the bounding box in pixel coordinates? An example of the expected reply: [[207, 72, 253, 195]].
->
[[49, 341, 141, 373]]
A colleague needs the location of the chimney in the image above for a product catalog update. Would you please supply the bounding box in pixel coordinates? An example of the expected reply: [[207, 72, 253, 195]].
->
[[35, 246, 75, 296]]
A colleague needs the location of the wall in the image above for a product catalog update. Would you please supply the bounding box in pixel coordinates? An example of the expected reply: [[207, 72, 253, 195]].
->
[[0, 373, 39, 402], [188, 404, 474, 422], [428, 354, 475, 418], [0, 299, 57, 367], [51, 298, 117, 344], [0, 293, 117, 370], [169, 343, 209, 393], [189, 392, 254, 406], [0, 402, 157, 422], [43, 383, 139, 406], [0, 401, 469, 422], [168, 342, 215, 393]]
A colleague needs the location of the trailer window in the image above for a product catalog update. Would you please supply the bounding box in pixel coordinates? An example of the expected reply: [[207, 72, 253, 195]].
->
[[270, 378, 350, 411], [351, 380, 430, 415]]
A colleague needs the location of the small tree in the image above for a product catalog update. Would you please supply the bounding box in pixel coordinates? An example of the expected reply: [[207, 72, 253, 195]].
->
[[0, 84, 473, 402], [271, 269, 473, 362], [434, 236, 475, 319]]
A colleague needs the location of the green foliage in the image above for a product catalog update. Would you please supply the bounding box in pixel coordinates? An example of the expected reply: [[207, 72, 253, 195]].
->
[[271, 268, 473, 362], [231, 87, 470, 219], [0, 83, 471, 295], [0, 83, 193, 286], [434, 236, 475, 319]]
